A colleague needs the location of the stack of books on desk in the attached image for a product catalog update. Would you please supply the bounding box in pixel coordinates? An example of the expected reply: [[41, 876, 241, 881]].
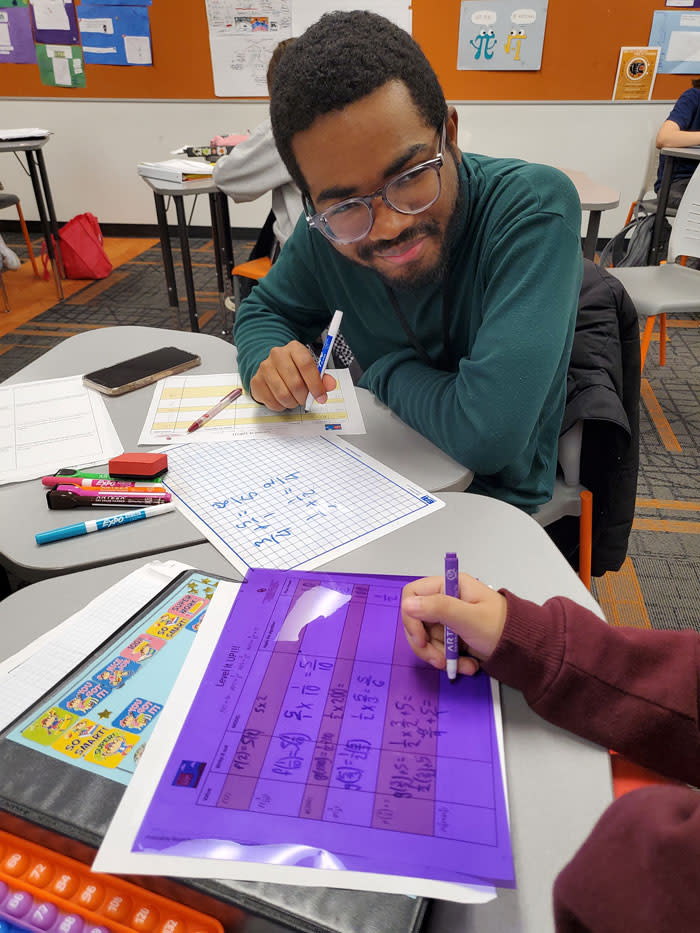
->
[[137, 158, 215, 183]]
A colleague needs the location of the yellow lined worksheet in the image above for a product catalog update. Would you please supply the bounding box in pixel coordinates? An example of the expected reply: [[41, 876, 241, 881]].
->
[[138, 370, 365, 444]]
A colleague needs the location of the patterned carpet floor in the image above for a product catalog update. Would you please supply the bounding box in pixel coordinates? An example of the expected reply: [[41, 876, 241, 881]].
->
[[1, 232, 699, 633]]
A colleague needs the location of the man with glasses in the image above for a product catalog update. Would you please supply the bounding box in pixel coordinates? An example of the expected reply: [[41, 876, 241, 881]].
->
[[234, 11, 583, 512]]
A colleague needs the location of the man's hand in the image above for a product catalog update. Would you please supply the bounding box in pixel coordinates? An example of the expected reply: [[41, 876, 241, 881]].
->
[[401, 574, 507, 676], [249, 341, 337, 410]]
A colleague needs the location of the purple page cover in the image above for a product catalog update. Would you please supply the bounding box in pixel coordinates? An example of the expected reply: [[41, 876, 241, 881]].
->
[[0, 7, 36, 62], [132, 569, 515, 890], [30, 1, 79, 45]]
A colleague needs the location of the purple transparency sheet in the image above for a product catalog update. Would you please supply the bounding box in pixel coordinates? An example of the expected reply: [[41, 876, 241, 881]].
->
[[133, 569, 515, 889]]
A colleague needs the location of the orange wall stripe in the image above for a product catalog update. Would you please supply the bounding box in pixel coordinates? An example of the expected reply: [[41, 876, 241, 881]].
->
[[640, 378, 682, 452]]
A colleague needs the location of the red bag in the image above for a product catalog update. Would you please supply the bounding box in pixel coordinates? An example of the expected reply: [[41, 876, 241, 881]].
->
[[41, 212, 112, 280]]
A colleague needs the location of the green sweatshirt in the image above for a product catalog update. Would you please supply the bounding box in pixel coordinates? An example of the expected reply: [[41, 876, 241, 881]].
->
[[235, 152, 583, 512]]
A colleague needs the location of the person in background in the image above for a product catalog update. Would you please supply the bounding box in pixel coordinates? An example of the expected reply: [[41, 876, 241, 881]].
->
[[654, 77, 700, 208], [213, 37, 302, 248], [401, 573, 699, 932], [234, 11, 583, 514]]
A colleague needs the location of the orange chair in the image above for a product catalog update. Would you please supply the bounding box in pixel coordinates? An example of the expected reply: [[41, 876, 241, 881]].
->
[[0, 192, 41, 279], [231, 255, 272, 308]]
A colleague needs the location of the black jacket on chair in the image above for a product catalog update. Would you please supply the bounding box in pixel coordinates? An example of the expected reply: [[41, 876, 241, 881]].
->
[[549, 260, 641, 576]]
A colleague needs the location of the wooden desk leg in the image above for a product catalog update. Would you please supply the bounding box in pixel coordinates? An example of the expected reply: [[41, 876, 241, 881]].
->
[[153, 192, 179, 309], [649, 157, 673, 266], [582, 211, 601, 261], [35, 148, 65, 279], [173, 195, 199, 333], [25, 151, 63, 300]]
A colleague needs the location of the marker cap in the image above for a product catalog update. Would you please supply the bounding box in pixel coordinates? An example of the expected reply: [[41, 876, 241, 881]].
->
[[35, 523, 87, 545]]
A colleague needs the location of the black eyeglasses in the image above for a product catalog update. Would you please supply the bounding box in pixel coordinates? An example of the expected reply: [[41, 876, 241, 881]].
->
[[303, 122, 446, 244]]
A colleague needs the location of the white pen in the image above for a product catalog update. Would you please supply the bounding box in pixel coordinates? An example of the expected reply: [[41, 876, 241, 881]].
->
[[305, 309, 343, 410]]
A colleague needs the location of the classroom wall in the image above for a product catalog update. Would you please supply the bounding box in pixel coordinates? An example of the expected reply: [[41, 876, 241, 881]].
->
[[0, 98, 671, 238]]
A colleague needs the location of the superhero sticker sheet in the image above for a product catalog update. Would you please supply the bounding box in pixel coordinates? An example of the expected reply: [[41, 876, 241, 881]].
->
[[125, 569, 514, 891], [8, 571, 223, 785]]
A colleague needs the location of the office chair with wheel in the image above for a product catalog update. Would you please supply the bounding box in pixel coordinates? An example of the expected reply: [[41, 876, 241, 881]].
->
[[0, 191, 41, 279], [608, 164, 700, 371]]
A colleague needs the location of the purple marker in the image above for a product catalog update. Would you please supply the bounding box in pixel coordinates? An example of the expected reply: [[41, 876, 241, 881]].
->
[[444, 552, 460, 680]]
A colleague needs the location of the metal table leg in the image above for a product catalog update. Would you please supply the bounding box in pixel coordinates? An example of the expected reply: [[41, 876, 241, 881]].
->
[[174, 194, 199, 332], [649, 156, 673, 266], [25, 151, 63, 300], [35, 147, 65, 279], [582, 210, 601, 261], [153, 192, 179, 308]]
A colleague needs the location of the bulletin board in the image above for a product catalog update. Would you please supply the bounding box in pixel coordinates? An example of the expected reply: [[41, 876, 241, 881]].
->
[[1, 0, 695, 101]]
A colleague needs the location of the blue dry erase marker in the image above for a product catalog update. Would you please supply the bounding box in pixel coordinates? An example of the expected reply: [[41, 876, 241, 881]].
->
[[305, 309, 343, 410], [35, 502, 176, 545], [444, 552, 460, 680]]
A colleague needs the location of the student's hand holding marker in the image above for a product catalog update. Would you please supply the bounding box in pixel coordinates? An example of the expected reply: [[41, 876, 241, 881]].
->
[[249, 309, 343, 411], [401, 574, 507, 676], [250, 340, 337, 410]]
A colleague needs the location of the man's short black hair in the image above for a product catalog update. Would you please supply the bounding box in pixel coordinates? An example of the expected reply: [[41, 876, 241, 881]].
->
[[270, 11, 447, 191]]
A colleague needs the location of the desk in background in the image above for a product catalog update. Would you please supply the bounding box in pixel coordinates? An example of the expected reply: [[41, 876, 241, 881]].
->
[[0, 493, 613, 933], [558, 167, 620, 260], [140, 176, 235, 333], [649, 145, 700, 265], [0, 326, 472, 583], [0, 135, 63, 299]]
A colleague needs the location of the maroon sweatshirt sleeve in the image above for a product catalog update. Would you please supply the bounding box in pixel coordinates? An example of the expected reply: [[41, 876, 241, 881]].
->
[[483, 592, 700, 933], [552, 785, 700, 933], [483, 591, 700, 786]]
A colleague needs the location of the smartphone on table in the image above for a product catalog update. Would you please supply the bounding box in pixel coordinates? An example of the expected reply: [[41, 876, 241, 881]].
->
[[83, 347, 201, 396]]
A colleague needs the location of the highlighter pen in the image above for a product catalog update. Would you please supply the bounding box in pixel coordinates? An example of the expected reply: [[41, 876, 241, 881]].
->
[[41, 475, 166, 490], [36, 503, 176, 545], [46, 486, 171, 509], [444, 552, 460, 681], [187, 386, 243, 433], [304, 309, 343, 411]]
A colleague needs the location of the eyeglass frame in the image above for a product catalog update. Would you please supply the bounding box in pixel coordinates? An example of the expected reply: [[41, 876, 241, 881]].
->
[[302, 121, 447, 245]]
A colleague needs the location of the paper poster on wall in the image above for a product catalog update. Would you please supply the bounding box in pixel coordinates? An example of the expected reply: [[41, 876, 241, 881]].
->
[[0, 7, 36, 61], [35, 41, 85, 86], [612, 46, 660, 100], [665, 1, 700, 7], [205, 0, 293, 97], [0, 0, 29, 7], [292, 0, 411, 37], [78, 4, 152, 65], [30, 0, 80, 44], [649, 10, 700, 73], [457, 0, 548, 71]]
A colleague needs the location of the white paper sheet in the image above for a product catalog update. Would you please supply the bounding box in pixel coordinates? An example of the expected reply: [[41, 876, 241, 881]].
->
[[138, 370, 366, 444], [0, 375, 123, 485], [0, 560, 192, 732], [161, 435, 444, 575], [0, 128, 50, 140], [124, 35, 152, 64], [32, 0, 70, 31], [94, 580, 496, 904]]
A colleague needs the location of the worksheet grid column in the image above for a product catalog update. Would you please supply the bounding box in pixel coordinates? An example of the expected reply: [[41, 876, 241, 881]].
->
[[166, 439, 428, 568]]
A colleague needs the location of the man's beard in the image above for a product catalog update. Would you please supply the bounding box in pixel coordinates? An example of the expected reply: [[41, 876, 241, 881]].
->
[[356, 153, 466, 292]]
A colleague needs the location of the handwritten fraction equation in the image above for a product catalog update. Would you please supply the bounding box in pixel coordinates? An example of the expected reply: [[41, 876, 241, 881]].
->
[[162, 437, 444, 573], [133, 569, 514, 887]]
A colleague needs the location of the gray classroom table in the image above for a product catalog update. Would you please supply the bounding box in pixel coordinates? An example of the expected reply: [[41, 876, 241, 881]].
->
[[558, 167, 620, 260], [0, 326, 472, 583], [0, 493, 613, 933]]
